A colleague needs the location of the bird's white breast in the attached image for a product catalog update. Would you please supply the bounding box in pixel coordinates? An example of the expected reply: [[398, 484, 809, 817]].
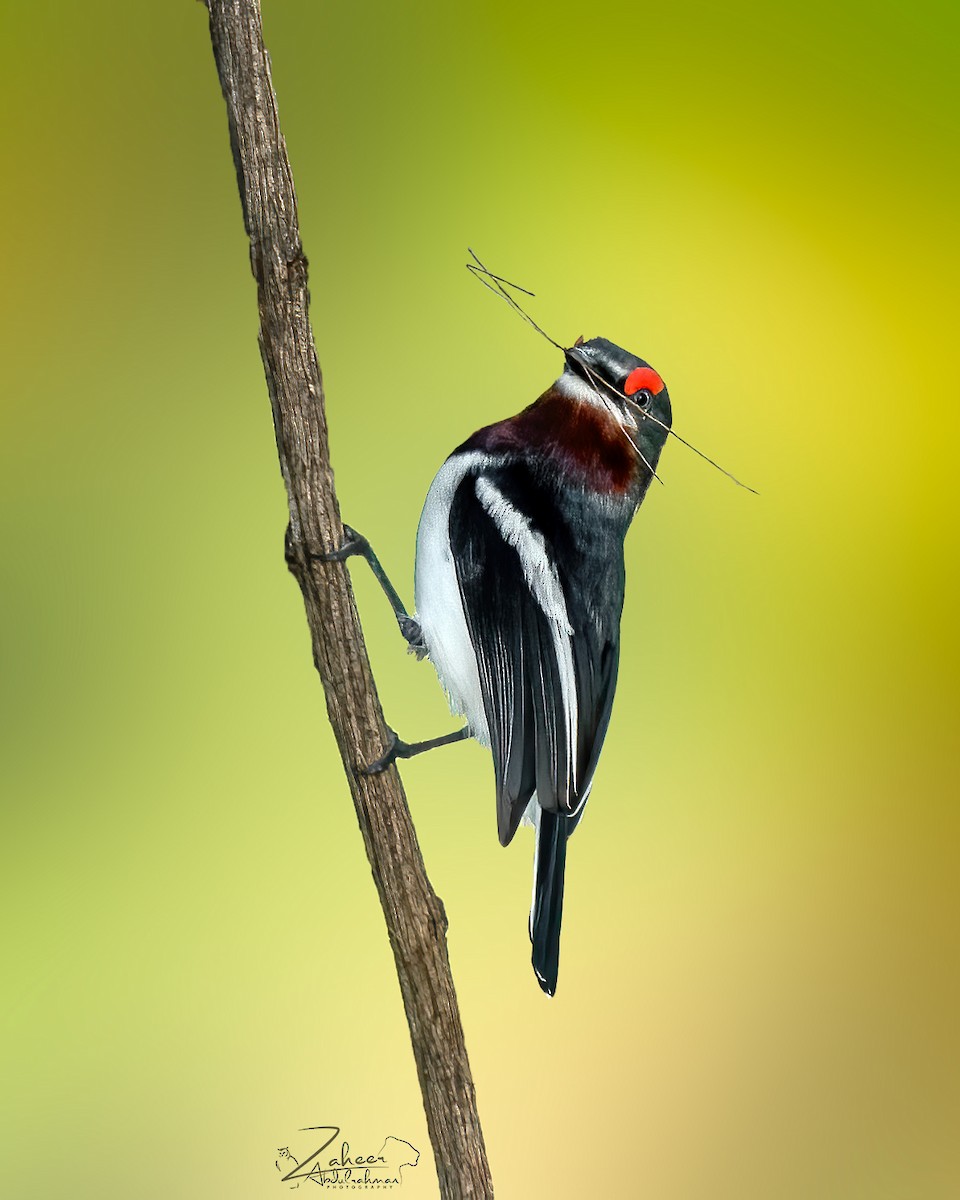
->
[[414, 451, 490, 745]]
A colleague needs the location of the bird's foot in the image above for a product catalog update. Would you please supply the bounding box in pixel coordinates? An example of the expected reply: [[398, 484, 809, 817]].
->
[[361, 728, 409, 775], [321, 524, 368, 563], [360, 725, 471, 775]]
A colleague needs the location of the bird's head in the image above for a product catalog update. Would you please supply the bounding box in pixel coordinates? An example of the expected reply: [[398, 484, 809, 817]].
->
[[560, 336, 672, 469]]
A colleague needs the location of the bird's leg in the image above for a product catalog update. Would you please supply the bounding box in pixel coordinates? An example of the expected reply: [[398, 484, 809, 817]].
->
[[320, 524, 424, 651], [291, 523, 463, 772], [363, 726, 471, 775]]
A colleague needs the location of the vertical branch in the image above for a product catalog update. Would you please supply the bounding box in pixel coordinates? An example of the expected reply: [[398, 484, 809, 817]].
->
[[201, 2, 493, 1195]]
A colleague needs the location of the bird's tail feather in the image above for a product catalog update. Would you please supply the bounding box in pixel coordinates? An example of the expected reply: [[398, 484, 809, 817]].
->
[[530, 809, 568, 996]]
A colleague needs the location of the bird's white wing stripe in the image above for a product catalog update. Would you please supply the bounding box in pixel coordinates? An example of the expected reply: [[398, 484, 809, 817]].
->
[[414, 451, 490, 743], [474, 475, 578, 796]]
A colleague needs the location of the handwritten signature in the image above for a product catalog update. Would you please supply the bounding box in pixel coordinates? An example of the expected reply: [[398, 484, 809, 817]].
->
[[277, 1126, 419, 1189]]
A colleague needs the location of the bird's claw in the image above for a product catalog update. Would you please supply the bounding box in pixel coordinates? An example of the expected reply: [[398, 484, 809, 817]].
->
[[360, 728, 411, 775], [322, 524, 369, 563]]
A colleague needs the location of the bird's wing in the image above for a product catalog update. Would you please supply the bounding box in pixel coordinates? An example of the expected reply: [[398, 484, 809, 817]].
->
[[449, 466, 621, 846]]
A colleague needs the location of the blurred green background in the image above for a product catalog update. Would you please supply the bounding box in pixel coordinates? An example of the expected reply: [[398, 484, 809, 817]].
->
[[2, 1, 958, 1196]]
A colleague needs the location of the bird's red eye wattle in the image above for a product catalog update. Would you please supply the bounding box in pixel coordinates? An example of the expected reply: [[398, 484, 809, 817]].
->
[[624, 366, 665, 397]]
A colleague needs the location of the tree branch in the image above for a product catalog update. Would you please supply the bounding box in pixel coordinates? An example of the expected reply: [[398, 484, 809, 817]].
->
[[201, 3, 494, 1195]]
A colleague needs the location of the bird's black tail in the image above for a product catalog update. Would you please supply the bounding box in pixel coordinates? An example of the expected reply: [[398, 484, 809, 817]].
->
[[530, 809, 569, 996]]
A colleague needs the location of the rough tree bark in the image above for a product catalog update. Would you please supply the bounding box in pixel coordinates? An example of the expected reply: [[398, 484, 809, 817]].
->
[[201, 2, 494, 1196]]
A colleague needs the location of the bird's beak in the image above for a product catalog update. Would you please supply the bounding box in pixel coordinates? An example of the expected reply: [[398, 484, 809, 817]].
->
[[564, 345, 589, 377]]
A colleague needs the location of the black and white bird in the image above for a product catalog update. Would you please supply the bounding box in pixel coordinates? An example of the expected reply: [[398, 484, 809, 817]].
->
[[329, 335, 672, 995]]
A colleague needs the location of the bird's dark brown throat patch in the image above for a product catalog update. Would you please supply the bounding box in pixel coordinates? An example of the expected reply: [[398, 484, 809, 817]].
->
[[465, 388, 639, 494]]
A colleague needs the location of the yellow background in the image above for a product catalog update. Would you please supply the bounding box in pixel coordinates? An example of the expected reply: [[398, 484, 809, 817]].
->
[[2, 1, 957, 1196]]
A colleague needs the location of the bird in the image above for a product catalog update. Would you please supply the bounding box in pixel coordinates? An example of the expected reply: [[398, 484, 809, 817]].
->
[[327, 334, 672, 995]]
